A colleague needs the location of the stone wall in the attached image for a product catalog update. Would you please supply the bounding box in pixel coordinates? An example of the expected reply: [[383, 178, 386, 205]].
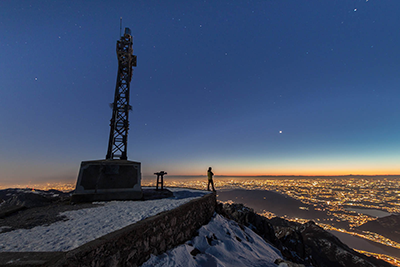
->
[[48, 192, 216, 267]]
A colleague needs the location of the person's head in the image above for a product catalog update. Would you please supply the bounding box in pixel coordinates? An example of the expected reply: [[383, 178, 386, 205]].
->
[[208, 167, 212, 171]]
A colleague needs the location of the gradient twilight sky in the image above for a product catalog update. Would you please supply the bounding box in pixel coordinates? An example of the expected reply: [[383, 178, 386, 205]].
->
[[1, 0, 400, 185]]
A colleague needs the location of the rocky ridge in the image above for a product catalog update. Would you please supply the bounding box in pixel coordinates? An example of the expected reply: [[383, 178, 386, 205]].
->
[[217, 203, 393, 267]]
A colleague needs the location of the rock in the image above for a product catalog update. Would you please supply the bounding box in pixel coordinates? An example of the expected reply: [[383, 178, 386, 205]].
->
[[275, 258, 306, 267], [190, 248, 201, 256], [216, 203, 280, 248], [0, 188, 70, 209], [217, 202, 393, 267]]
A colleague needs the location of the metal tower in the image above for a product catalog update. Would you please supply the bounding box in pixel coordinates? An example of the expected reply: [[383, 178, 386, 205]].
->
[[106, 28, 137, 160]]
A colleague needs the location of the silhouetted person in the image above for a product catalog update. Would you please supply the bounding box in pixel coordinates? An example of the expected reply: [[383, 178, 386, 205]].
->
[[207, 167, 216, 192]]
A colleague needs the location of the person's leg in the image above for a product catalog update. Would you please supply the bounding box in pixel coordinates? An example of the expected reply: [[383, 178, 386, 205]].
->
[[211, 180, 215, 191], [207, 180, 210, 191]]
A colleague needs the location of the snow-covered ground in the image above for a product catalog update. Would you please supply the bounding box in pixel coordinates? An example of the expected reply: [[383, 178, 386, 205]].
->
[[142, 213, 282, 267], [0, 188, 209, 252]]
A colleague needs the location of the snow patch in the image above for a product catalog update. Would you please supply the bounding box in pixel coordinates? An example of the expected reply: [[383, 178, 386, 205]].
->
[[0, 188, 209, 252], [141, 214, 282, 267]]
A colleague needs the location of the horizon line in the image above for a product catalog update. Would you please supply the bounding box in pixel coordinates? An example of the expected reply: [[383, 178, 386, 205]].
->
[[143, 174, 400, 178]]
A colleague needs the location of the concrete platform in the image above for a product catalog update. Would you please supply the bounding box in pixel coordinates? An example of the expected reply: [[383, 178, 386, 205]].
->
[[71, 159, 142, 202]]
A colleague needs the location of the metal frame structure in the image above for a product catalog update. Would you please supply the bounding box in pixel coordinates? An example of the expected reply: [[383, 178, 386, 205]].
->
[[106, 28, 137, 160]]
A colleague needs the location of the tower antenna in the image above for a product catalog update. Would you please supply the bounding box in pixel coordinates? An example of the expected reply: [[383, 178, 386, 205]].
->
[[120, 17, 122, 37], [106, 26, 137, 160], [71, 26, 142, 203]]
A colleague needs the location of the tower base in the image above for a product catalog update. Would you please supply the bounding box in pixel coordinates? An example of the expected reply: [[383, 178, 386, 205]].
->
[[71, 160, 142, 203]]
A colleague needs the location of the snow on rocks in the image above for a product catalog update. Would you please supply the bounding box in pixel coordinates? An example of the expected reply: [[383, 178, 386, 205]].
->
[[141, 214, 282, 267], [0, 188, 209, 252]]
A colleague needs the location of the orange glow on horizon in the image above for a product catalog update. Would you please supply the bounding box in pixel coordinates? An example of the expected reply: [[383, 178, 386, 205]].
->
[[169, 168, 400, 177], [157, 158, 400, 177], [220, 170, 400, 176]]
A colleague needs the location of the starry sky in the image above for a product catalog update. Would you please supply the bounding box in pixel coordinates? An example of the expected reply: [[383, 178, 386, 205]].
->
[[1, 0, 400, 185]]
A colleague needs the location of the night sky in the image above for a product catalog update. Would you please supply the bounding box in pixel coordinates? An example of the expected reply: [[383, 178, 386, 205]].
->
[[1, 0, 400, 185]]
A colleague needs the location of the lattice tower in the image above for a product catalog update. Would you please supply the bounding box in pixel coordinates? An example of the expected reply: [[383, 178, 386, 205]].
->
[[106, 28, 137, 160]]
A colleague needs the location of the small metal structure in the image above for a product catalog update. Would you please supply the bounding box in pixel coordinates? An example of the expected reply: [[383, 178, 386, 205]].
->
[[106, 27, 137, 160], [154, 171, 167, 190]]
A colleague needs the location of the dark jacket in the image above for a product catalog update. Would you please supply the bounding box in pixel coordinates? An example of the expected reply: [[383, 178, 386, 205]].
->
[[207, 170, 214, 181]]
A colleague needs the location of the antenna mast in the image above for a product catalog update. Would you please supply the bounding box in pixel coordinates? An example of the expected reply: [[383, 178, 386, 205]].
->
[[120, 17, 122, 37], [106, 27, 137, 160]]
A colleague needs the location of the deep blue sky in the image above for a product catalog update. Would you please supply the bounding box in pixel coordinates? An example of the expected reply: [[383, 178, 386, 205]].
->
[[1, 0, 400, 185]]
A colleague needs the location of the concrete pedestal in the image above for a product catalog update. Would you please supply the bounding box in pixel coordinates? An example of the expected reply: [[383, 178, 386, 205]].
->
[[71, 160, 142, 203]]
